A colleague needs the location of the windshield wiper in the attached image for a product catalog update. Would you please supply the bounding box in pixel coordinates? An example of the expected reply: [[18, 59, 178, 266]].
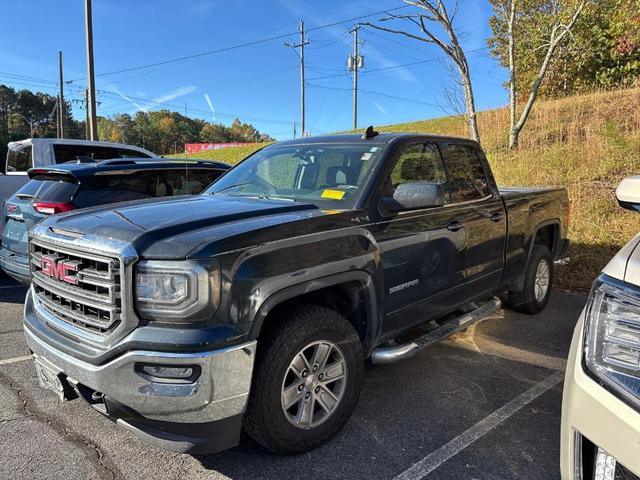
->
[[210, 182, 255, 194]]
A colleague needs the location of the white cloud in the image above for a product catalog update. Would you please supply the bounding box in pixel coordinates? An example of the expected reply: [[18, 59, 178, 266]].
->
[[152, 85, 198, 104], [111, 86, 148, 113], [203, 93, 216, 120], [373, 101, 388, 114]]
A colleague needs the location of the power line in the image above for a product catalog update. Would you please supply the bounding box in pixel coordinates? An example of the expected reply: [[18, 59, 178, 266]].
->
[[305, 82, 442, 108], [68, 5, 410, 83]]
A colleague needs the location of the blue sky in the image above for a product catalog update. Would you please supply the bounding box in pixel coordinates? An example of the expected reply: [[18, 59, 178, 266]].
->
[[0, 0, 507, 139]]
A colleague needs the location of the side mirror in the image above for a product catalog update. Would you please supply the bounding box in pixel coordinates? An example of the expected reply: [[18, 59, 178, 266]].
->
[[381, 182, 445, 214], [616, 176, 640, 213]]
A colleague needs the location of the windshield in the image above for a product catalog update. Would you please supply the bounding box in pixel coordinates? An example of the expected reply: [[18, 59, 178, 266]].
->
[[205, 143, 386, 208]]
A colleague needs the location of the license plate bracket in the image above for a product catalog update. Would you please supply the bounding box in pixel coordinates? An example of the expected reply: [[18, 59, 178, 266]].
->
[[34, 358, 66, 401]]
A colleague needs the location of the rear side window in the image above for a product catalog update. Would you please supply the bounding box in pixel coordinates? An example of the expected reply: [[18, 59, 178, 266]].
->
[[7, 145, 33, 172], [439, 144, 490, 203], [73, 168, 224, 208], [53, 145, 151, 164]]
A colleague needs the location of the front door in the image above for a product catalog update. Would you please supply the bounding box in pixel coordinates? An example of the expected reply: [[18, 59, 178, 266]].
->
[[374, 142, 468, 337]]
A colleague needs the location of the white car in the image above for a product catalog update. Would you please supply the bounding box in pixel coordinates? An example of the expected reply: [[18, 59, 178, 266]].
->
[[561, 175, 640, 479]]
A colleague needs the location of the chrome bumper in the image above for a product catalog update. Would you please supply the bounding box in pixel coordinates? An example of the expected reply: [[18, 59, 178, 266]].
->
[[25, 327, 256, 423]]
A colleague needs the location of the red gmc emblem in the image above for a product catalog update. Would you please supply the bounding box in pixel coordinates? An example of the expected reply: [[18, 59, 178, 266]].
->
[[40, 257, 78, 285], [6, 204, 18, 213]]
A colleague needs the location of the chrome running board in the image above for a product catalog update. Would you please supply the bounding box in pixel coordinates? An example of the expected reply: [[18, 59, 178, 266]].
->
[[370, 297, 502, 365]]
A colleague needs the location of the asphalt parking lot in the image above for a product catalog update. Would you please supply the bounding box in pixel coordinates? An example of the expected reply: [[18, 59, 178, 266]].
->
[[0, 270, 586, 480]]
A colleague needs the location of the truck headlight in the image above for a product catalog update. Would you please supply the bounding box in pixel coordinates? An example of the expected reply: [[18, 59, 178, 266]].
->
[[135, 260, 220, 322], [585, 275, 640, 408]]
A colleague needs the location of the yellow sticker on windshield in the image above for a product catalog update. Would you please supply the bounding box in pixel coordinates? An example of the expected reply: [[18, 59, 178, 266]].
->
[[321, 189, 345, 200]]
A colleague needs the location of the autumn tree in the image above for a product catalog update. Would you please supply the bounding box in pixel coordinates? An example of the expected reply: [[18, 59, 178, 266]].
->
[[489, 0, 587, 149]]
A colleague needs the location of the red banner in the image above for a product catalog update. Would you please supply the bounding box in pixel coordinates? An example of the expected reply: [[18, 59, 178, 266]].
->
[[184, 143, 255, 154]]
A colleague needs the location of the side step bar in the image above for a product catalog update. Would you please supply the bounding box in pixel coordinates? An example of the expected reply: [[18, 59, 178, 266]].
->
[[370, 297, 502, 365]]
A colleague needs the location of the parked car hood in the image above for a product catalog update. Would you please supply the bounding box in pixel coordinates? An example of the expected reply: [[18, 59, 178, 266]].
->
[[35, 194, 334, 259], [603, 232, 640, 287]]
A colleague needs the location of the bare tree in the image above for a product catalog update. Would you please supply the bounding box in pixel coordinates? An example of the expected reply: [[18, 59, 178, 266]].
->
[[497, 0, 586, 149], [362, 0, 481, 144]]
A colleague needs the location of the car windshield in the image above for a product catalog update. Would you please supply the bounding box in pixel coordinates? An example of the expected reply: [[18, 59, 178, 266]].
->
[[204, 143, 386, 208]]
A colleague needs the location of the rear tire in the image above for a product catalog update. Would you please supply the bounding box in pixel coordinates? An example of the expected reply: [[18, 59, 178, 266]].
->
[[508, 245, 553, 314], [243, 305, 364, 454]]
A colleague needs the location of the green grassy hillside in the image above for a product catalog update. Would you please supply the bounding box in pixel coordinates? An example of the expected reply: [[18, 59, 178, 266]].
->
[[172, 87, 640, 291], [170, 143, 269, 165]]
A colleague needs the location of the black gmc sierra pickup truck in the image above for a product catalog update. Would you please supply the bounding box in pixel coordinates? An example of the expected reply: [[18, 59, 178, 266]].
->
[[24, 130, 569, 455]]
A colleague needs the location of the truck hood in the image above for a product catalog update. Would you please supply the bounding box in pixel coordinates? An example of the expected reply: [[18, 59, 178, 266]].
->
[[603, 232, 640, 287], [36, 194, 326, 259]]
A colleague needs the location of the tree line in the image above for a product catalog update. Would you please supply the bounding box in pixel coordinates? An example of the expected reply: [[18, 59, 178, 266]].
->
[[0, 84, 274, 159]]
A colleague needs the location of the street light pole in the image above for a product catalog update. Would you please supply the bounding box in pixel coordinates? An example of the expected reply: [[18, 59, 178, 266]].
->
[[16, 114, 34, 138], [85, 0, 98, 140]]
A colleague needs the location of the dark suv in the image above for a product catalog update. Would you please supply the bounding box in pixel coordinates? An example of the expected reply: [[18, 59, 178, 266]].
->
[[1, 158, 229, 283]]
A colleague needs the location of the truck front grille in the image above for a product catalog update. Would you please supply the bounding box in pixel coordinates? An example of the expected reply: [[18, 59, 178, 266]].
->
[[30, 240, 122, 335]]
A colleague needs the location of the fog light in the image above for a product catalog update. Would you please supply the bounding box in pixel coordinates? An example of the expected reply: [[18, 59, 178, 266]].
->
[[595, 448, 616, 480], [139, 365, 195, 380]]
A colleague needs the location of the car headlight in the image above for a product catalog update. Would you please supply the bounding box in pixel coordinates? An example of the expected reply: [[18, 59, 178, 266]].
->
[[135, 260, 220, 323], [585, 275, 640, 408]]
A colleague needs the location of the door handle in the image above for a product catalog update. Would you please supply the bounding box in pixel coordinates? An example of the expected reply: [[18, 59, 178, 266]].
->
[[447, 221, 463, 232], [490, 213, 503, 222]]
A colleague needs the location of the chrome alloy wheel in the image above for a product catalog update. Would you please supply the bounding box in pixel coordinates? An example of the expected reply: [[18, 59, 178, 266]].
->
[[534, 259, 550, 302], [281, 340, 347, 429]]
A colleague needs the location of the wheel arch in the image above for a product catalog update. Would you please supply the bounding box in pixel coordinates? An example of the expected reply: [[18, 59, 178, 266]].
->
[[248, 271, 379, 354], [510, 219, 560, 292]]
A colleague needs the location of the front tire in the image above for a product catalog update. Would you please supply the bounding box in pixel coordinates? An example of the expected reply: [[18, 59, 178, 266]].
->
[[243, 305, 364, 454], [508, 245, 553, 314]]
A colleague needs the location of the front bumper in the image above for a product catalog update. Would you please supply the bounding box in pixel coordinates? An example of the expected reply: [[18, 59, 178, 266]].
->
[[24, 324, 257, 454], [0, 247, 29, 284], [560, 311, 640, 479]]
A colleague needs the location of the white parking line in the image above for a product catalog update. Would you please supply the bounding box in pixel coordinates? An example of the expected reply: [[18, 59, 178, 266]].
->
[[0, 355, 32, 366], [0, 285, 23, 290], [393, 372, 564, 480]]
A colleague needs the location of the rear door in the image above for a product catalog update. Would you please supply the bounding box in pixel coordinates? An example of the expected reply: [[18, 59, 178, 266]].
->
[[438, 142, 506, 300]]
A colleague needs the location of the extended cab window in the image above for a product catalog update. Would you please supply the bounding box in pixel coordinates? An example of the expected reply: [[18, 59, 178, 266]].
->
[[439, 143, 490, 203]]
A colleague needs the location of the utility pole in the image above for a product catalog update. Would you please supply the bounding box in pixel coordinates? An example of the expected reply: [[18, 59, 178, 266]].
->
[[85, 0, 98, 140], [58, 51, 64, 139], [285, 20, 309, 137], [56, 95, 61, 138], [348, 25, 364, 131], [85, 89, 90, 140]]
